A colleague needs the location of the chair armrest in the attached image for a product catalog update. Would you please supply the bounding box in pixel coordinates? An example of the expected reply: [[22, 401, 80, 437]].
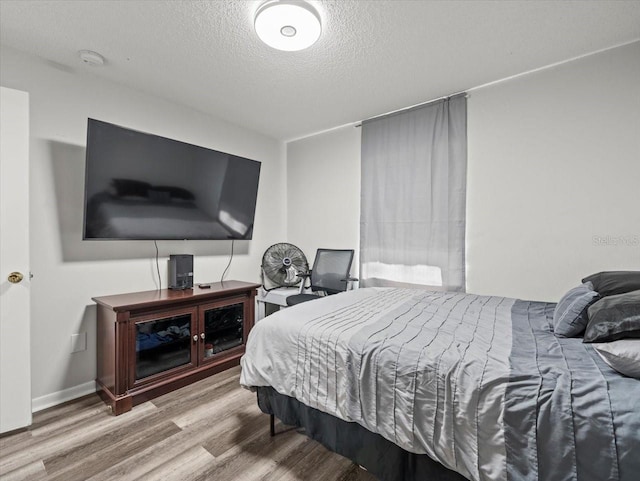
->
[[342, 276, 359, 291], [297, 271, 311, 293]]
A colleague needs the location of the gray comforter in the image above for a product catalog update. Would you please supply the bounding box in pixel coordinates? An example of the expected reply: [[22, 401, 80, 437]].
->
[[240, 288, 640, 481]]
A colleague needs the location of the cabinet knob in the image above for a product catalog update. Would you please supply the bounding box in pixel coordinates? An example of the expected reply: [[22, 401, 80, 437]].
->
[[200, 333, 205, 340], [193, 335, 198, 342]]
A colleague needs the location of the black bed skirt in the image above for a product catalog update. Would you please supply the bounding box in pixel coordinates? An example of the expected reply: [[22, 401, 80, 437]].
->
[[256, 387, 468, 481]]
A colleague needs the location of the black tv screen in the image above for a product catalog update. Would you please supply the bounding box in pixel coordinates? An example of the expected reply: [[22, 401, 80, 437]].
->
[[83, 119, 261, 240]]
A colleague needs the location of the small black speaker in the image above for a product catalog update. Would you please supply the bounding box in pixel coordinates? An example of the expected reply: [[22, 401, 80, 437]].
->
[[168, 254, 193, 290]]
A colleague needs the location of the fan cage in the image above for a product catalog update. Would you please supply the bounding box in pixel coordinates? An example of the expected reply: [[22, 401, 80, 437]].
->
[[261, 243, 309, 291]]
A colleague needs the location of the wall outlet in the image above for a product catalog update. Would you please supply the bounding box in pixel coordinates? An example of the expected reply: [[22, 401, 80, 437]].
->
[[71, 332, 87, 353]]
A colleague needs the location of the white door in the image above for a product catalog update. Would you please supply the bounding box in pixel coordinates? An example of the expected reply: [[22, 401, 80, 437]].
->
[[0, 86, 31, 433]]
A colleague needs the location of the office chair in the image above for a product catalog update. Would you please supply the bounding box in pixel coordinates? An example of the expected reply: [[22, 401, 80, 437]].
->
[[286, 249, 357, 306]]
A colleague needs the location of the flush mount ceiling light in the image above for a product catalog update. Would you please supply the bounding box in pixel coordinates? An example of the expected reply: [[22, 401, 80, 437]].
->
[[254, 0, 321, 51]]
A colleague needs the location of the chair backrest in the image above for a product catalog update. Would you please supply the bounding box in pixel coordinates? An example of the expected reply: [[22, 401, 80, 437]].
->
[[309, 249, 354, 295]]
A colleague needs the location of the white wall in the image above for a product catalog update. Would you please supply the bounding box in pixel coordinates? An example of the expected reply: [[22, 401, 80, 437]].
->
[[286, 42, 640, 302], [0, 46, 286, 406], [286, 126, 361, 269], [466, 41, 640, 301]]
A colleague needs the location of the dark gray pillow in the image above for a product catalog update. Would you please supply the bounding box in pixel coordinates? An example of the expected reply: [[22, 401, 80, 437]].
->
[[553, 282, 600, 337], [583, 290, 640, 343], [582, 271, 640, 297]]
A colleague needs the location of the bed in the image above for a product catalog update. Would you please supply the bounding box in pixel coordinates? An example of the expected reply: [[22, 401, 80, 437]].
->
[[240, 287, 640, 481]]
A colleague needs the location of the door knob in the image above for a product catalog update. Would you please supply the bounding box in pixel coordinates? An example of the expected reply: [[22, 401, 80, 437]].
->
[[8, 272, 24, 284]]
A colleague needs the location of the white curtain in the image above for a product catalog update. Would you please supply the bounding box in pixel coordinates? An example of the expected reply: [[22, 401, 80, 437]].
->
[[360, 95, 467, 291]]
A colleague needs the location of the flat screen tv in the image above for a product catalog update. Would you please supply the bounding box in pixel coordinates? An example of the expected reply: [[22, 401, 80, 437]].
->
[[83, 119, 261, 240]]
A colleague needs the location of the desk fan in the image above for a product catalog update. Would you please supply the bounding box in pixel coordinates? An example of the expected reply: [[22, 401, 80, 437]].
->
[[261, 243, 308, 291]]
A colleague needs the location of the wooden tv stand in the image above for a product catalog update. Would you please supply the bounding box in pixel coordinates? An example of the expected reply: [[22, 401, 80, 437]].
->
[[93, 280, 260, 415]]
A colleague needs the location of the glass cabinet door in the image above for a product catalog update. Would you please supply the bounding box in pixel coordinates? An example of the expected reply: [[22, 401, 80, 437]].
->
[[134, 312, 194, 381], [201, 303, 244, 359]]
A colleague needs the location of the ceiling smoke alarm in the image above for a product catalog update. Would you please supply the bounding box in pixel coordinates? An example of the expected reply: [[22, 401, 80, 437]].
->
[[78, 50, 105, 66]]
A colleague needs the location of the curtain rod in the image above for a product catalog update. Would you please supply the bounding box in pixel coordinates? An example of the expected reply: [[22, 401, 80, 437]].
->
[[355, 91, 468, 128]]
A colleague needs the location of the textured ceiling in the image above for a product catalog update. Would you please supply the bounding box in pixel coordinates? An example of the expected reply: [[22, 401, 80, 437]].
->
[[1, 0, 639, 141]]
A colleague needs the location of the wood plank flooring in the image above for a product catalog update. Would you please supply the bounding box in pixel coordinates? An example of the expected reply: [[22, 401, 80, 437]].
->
[[0, 366, 378, 481]]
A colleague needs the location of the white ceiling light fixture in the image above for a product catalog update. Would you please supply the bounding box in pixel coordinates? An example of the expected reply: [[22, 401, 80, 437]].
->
[[254, 0, 321, 52]]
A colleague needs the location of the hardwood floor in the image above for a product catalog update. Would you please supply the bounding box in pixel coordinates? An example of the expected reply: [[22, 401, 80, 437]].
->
[[0, 366, 378, 481]]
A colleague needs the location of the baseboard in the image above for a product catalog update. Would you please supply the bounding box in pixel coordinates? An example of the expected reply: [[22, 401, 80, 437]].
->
[[32, 380, 97, 413]]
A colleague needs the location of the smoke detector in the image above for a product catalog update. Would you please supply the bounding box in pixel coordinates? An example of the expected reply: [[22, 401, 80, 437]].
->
[[78, 50, 105, 66]]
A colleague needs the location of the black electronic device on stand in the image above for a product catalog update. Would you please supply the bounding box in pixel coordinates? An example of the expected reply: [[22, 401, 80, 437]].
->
[[169, 254, 194, 290]]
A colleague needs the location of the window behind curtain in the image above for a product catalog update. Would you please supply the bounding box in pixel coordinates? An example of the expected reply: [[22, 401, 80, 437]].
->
[[360, 95, 467, 291]]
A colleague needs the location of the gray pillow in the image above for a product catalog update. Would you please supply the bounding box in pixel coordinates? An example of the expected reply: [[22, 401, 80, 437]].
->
[[553, 282, 600, 337], [582, 271, 640, 297], [593, 339, 640, 378], [583, 290, 640, 343]]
